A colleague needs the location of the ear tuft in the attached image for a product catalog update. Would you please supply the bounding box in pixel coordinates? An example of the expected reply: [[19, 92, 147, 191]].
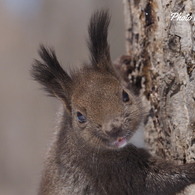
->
[[88, 9, 118, 77], [31, 45, 72, 112], [88, 9, 110, 65]]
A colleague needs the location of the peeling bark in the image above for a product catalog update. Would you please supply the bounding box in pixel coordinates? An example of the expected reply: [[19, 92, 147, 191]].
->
[[122, 0, 195, 194]]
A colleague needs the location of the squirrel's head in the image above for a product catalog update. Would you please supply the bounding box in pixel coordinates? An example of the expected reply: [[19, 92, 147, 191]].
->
[[31, 10, 143, 150]]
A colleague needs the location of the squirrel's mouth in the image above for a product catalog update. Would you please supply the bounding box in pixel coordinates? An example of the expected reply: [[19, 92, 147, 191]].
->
[[113, 137, 128, 148]]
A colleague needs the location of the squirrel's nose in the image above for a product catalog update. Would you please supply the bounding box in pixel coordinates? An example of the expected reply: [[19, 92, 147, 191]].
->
[[103, 118, 122, 136], [105, 127, 122, 136]]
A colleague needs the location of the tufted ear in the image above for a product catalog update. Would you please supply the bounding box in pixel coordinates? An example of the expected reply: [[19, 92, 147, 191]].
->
[[88, 9, 117, 76], [31, 45, 72, 113]]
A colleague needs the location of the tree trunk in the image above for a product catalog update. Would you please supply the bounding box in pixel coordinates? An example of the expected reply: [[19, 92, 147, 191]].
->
[[122, 0, 195, 194]]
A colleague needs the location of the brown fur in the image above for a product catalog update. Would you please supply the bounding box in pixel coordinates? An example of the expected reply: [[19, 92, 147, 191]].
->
[[31, 10, 195, 195]]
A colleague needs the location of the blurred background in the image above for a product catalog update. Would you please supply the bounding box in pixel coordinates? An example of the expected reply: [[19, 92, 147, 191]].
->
[[0, 0, 125, 194]]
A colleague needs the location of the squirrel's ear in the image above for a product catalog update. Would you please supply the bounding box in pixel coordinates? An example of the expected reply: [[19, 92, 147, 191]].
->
[[31, 45, 72, 113], [88, 9, 116, 76]]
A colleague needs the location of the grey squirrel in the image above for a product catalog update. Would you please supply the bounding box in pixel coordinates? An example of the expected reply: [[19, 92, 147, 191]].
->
[[31, 10, 195, 195]]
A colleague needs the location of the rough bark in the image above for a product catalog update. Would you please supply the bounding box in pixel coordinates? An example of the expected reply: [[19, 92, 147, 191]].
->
[[122, 0, 195, 194]]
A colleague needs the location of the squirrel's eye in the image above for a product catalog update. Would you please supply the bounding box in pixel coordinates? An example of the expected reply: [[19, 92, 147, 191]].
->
[[77, 112, 86, 123], [122, 90, 129, 103]]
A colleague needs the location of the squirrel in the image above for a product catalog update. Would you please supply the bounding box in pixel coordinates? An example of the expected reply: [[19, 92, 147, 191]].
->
[[31, 9, 195, 195]]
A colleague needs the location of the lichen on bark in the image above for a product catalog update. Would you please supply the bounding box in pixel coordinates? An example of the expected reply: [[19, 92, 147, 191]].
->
[[122, 0, 195, 194]]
